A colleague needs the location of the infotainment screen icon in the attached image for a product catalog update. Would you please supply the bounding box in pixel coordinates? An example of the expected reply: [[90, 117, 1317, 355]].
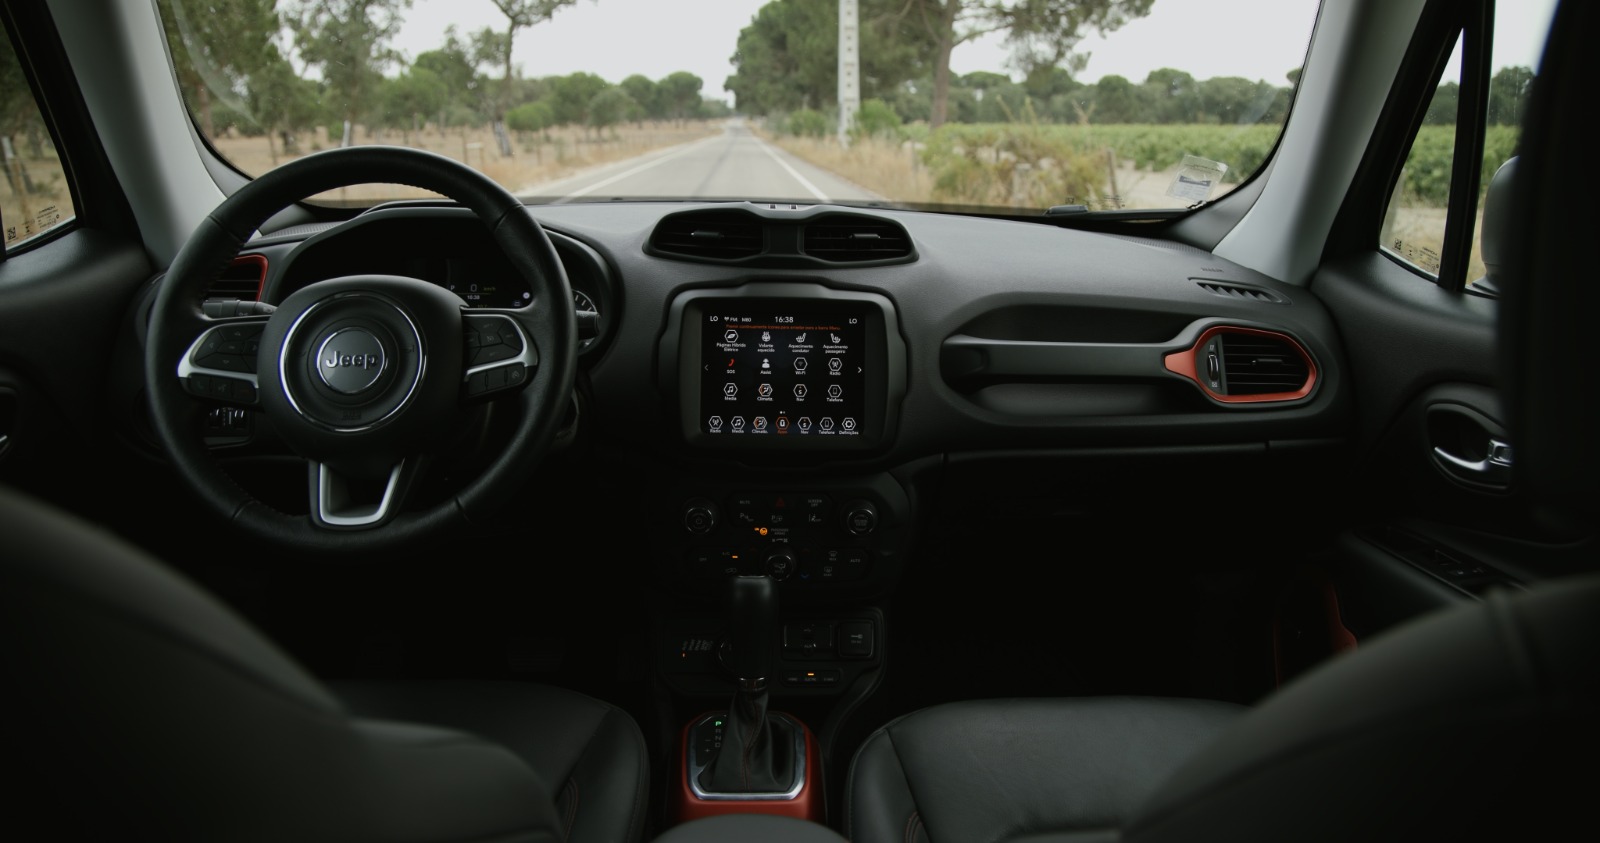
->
[[700, 305, 867, 440]]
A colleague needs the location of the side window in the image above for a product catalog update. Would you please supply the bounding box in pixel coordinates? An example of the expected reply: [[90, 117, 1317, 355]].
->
[[1379, 0, 1554, 290], [0, 22, 75, 251]]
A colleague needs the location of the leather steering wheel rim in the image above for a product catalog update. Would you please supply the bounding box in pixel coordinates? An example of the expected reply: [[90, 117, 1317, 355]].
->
[[145, 146, 577, 554]]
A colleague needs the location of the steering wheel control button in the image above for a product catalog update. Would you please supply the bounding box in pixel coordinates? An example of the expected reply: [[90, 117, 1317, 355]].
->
[[316, 328, 388, 394]]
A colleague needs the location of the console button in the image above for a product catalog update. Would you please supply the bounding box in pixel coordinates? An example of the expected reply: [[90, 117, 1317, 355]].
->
[[801, 494, 831, 526], [841, 548, 869, 580], [842, 501, 879, 535], [838, 621, 874, 658]]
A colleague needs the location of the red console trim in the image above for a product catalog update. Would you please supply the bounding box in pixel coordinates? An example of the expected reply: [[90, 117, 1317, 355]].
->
[[671, 711, 824, 825]]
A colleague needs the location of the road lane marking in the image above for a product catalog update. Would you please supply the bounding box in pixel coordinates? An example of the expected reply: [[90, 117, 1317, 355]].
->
[[552, 134, 725, 204], [754, 136, 830, 202]]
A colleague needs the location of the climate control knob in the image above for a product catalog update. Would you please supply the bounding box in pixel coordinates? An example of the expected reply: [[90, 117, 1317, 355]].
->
[[682, 497, 718, 535], [764, 546, 798, 582], [841, 501, 879, 535]]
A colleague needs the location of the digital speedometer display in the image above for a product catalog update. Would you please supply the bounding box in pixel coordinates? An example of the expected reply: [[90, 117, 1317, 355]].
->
[[444, 256, 531, 308], [699, 307, 868, 439]]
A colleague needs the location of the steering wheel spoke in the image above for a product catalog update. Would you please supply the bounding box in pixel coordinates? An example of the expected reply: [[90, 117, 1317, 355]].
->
[[462, 310, 539, 402], [310, 458, 413, 530], [177, 315, 271, 407]]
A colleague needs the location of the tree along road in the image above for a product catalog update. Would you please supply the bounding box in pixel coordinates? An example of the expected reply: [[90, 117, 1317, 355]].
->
[[519, 120, 883, 205]]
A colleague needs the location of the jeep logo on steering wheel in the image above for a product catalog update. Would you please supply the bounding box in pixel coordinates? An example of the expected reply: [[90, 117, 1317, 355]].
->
[[316, 328, 388, 395]]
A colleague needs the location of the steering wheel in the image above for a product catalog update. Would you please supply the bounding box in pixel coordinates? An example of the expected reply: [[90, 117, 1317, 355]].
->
[[145, 146, 576, 553]]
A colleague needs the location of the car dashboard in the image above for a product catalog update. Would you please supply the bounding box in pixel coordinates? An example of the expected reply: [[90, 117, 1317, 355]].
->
[[135, 200, 1344, 597]]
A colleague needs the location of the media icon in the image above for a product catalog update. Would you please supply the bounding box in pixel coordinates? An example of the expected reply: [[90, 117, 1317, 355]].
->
[[723, 383, 738, 398], [731, 416, 745, 431]]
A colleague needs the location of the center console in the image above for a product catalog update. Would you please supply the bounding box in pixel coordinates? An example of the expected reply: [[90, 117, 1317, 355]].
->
[[653, 281, 914, 596], [652, 282, 910, 831]]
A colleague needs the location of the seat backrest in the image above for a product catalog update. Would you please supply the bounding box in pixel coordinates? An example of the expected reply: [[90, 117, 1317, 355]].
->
[[0, 485, 562, 842], [1121, 2, 1600, 839]]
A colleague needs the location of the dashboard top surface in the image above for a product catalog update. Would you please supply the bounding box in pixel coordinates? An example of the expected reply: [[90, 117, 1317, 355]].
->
[[244, 201, 1349, 472]]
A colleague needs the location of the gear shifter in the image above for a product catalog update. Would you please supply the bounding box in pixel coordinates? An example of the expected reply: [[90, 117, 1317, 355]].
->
[[699, 574, 798, 794]]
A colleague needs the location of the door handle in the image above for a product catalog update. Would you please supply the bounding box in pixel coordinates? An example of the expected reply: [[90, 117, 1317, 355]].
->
[[1432, 438, 1512, 486]]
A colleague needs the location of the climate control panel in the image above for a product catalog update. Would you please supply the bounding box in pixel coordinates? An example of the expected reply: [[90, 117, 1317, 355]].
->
[[664, 478, 910, 596]]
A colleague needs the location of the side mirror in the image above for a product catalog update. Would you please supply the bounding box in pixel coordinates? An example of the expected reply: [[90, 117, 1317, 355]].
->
[[1473, 156, 1517, 295]]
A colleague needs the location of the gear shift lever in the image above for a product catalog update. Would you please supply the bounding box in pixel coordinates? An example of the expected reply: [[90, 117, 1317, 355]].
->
[[699, 574, 797, 794], [728, 574, 775, 688]]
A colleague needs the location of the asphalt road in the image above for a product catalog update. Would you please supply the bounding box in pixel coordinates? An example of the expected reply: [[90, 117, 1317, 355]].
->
[[520, 120, 882, 204]]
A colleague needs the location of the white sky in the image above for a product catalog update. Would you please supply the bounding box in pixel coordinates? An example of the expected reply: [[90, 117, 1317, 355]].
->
[[390, 0, 1558, 105]]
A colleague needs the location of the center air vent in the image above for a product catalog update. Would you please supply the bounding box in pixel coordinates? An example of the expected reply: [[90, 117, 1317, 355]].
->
[[649, 211, 765, 261], [802, 215, 913, 263]]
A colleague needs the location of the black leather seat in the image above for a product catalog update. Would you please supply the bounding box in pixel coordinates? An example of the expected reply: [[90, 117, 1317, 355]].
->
[[848, 577, 1600, 842], [848, 2, 1600, 840], [0, 485, 648, 843], [848, 697, 1244, 843]]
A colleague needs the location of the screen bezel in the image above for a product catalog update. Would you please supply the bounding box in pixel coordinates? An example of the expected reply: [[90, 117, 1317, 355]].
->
[[665, 284, 904, 452]]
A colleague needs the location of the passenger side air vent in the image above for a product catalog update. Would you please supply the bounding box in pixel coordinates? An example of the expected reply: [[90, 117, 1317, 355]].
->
[[1219, 333, 1311, 396], [802, 215, 913, 263], [207, 255, 267, 301], [1196, 280, 1286, 304], [1165, 326, 1317, 404], [649, 212, 765, 261]]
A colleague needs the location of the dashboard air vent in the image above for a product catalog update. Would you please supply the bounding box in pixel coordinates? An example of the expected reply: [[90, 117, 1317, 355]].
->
[[802, 215, 913, 262], [1220, 334, 1311, 396], [1196, 281, 1285, 304], [649, 212, 765, 261], [207, 255, 267, 301]]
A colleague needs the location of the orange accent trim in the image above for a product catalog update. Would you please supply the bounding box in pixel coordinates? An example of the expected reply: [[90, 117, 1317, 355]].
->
[[671, 711, 824, 826], [232, 254, 269, 301], [1272, 569, 1359, 687], [1163, 325, 1318, 404]]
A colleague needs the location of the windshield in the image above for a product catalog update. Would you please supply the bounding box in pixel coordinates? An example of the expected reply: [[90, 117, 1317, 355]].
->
[[157, 0, 1321, 213]]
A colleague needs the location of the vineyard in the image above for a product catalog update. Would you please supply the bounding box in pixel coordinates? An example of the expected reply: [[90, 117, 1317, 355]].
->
[[777, 120, 1518, 215]]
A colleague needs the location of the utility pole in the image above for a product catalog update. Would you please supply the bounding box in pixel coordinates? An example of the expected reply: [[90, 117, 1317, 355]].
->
[[838, 0, 860, 147]]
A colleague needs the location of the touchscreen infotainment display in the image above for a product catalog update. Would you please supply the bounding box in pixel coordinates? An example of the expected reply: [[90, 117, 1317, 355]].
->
[[699, 306, 868, 439]]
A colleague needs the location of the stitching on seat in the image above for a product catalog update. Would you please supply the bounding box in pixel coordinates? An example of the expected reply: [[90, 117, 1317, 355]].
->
[[904, 810, 923, 843], [848, 723, 922, 843], [623, 710, 648, 843], [561, 778, 580, 841]]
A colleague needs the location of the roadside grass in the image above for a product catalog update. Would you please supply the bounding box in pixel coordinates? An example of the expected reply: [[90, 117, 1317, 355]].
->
[[209, 120, 722, 205]]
